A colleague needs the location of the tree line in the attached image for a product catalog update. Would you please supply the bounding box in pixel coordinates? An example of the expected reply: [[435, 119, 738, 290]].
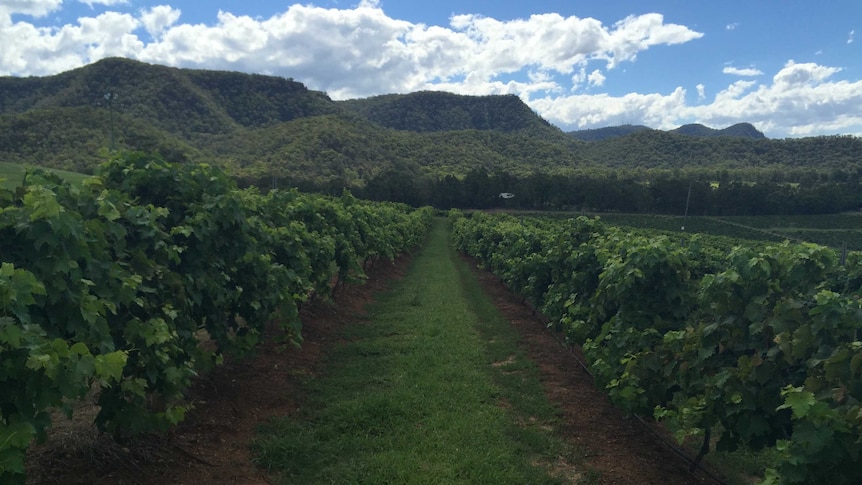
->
[[242, 168, 862, 216]]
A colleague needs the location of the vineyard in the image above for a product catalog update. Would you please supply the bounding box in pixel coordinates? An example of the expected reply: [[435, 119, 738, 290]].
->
[[594, 212, 862, 252], [0, 153, 433, 484], [450, 211, 862, 485], [6, 154, 862, 484]]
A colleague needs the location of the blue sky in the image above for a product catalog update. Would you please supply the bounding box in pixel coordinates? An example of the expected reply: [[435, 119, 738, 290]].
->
[[2, 0, 861, 138]]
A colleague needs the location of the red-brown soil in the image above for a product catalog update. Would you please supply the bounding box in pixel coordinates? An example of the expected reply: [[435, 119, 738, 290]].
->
[[26, 251, 724, 485], [465, 256, 723, 485], [26, 256, 411, 485]]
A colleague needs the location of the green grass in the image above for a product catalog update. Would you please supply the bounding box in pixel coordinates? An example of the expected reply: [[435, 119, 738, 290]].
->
[[719, 214, 862, 251], [594, 213, 785, 243], [0, 162, 92, 190], [252, 218, 590, 484], [589, 212, 862, 251], [721, 214, 862, 231]]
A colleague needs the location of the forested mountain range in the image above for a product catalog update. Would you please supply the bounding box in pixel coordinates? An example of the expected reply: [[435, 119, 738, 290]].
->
[[1, 57, 860, 200], [567, 124, 652, 141], [567, 122, 766, 141], [339, 91, 555, 133], [671, 122, 765, 139]]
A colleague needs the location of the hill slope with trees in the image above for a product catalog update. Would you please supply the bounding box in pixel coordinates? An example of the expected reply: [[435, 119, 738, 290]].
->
[[1, 57, 861, 214], [339, 91, 556, 133], [568, 122, 766, 141]]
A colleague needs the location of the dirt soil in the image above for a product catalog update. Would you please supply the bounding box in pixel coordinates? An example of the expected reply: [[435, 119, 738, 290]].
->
[[26, 256, 411, 485], [465, 256, 723, 485], [26, 251, 724, 485]]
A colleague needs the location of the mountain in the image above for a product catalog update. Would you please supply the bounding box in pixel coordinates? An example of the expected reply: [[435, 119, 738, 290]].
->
[[0, 57, 338, 135], [0, 58, 577, 180], [671, 122, 766, 139], [1, 57, 860, 188], [339, 91, 555, 133], [567, 124, 653, 141], [569, 122, 765, 141]]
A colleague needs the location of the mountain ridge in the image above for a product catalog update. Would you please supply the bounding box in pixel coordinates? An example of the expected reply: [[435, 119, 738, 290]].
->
[[339, 91, 556, 134], [567, 122, 766, 141], [1, 57, 860, 188]]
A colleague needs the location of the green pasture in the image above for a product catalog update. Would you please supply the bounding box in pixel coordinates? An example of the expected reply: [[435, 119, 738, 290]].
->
[[0, 162, 92, 190], [594, 212, 862, 251]]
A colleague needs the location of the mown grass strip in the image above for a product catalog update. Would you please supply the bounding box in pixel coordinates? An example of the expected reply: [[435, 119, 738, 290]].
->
[[253, 218, 588, 484]]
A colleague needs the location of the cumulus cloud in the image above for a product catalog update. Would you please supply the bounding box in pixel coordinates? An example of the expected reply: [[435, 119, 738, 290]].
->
[[0, 3, 702, 98], [1, 0, 64, 17], [531, 87, 689, 129], [139, 5, 181, 38], [588, 69, 606, 87], [0, 3, 860, 137], [0, 10, 142, 75], [849, 30, 855, 44], [79, 0, 129, 7], [772, 60, 840, 86], [723, 66, 764, 76], [533, 61, 862, 137], [726, 22, 738, 30], [689, 62, 862, 136], [603, 13, 703, 68]]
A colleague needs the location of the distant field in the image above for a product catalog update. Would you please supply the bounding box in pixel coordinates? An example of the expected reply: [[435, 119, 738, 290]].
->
[[593, 213, 787, 243], [718, 214, 862, 251], [721, 214, 862, 230], [593, 212, 862, 251], [0, 162, 92, 190]]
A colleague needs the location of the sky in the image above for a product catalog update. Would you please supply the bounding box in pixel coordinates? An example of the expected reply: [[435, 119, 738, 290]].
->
[[2, 0, 861, 138]]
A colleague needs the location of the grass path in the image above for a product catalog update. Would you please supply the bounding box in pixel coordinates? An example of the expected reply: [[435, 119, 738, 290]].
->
[[253, 218, 585, 484]]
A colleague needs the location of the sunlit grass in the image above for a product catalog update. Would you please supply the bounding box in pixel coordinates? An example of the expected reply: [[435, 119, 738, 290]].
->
[[0, 162, 92, 190], [253, 219, 592, 484]]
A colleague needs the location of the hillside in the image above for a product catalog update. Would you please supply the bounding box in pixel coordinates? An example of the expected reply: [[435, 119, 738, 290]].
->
[[671, 122, 765, 139], [0, 58, 580, 181], [338, 91, 556, 134], [1, 57, 860, 190], [568, 122, 765, 141], [0, 57, 338, 134], [580, 129, 859, 170], [567, 124, 652, 141]]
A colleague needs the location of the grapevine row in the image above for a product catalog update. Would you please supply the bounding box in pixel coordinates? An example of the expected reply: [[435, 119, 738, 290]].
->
[[450, 210, 862, 485], [0, 153, 433, 483]]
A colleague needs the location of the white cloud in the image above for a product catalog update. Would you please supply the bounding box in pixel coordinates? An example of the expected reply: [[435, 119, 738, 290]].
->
[[570, 67, 587, 87], [723, 66, 763, 76], [139, 5, 181, 38], [0, 4, 702, 99], [78, 0, 129, 7], [530, 87, 689, 129], [0, 0, 63, 17], [531, 61, 862, 137], [587, 69, 606, 87], [772, 60, 840, 86], [0, 3, 859, 138], [715, 79, 757, 100], [849, 29, 855, 44], [603, 13, 703, 68], [0, 10, 142, 75], [726, 22, 738, 30]]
